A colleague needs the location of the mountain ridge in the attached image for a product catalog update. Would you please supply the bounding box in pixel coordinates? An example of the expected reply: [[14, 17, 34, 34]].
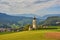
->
[[12, 13, 60, 19], [0, 13, 60, 27]]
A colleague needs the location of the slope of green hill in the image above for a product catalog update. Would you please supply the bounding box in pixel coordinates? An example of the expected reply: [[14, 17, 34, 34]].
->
[[0, 30, 59, 40], [43, 16, 60, 26]]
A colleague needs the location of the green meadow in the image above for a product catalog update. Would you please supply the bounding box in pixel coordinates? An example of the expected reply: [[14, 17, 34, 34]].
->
[[0, 29, 60, 40]]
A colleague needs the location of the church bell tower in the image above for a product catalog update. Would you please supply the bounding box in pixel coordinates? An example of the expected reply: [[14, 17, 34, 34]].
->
[[33, 16, 37, 29]]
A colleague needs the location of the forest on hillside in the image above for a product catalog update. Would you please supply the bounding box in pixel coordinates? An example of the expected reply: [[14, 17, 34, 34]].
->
[[0, 13, 60, 28]]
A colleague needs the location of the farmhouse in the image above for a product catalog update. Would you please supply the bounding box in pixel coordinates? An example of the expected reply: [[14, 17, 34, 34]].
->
[[0, 28, 23, 32]]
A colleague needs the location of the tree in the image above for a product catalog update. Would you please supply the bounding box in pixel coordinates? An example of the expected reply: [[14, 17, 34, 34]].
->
[[11, 24, 20, 29], [24, 24, 31, 31], [18, 21, 24, 27]]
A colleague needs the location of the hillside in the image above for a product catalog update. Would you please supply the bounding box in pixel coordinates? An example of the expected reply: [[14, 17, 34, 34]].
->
[[0, 13, 40, 27], [0, 13, 60, 27], [0, 13, 32, 26], [42, 14, 60, 19], [0, 30, 60, 40], [43, 16, 60, 26]]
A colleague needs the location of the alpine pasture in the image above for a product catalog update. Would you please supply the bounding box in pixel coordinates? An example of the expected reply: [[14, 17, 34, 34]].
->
[[0, 30, 60, 40]]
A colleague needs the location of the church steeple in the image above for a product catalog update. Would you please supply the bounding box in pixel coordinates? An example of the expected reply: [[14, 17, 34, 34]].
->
[[28, 16, 37, 30], [33, 16, 37, 29], [33, 16, 36, 20]]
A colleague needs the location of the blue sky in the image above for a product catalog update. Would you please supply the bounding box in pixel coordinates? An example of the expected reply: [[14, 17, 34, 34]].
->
[[0, 0, 60, 16]]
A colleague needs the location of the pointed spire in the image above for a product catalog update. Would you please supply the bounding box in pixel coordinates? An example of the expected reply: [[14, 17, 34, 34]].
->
[[33, 16, 36, 20]]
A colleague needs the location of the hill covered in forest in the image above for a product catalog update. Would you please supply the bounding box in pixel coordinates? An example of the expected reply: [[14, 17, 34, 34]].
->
[[0, 13, 60, 28]]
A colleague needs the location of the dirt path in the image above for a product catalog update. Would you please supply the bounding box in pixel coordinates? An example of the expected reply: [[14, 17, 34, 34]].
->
[[45, 32, 60, 39]]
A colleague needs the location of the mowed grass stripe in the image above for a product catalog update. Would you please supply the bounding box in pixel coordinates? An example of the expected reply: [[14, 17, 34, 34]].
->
[[0, 30, 59, 40]]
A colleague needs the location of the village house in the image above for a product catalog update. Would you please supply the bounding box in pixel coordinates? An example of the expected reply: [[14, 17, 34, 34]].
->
[[0, 27, 23, 32]]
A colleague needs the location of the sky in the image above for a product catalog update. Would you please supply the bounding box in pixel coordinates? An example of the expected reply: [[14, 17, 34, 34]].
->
[[0, 0, 60, 16]]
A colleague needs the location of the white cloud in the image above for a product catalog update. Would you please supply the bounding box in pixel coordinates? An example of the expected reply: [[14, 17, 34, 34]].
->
[[0, 0, 60, 15]]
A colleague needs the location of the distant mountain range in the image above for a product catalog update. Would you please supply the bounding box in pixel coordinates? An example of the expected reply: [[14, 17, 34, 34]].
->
[[13, 13, 60, 19], [42, 14, 60, 19], [0, 13, 60, 26], [0, 13, 33, 26], [12, 14, 41, 18]]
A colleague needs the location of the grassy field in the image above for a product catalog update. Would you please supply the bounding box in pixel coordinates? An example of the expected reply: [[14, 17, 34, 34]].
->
[[0, 32, 16, 35], [48, 26, 60, 28], [0, 30, 60, 40]]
